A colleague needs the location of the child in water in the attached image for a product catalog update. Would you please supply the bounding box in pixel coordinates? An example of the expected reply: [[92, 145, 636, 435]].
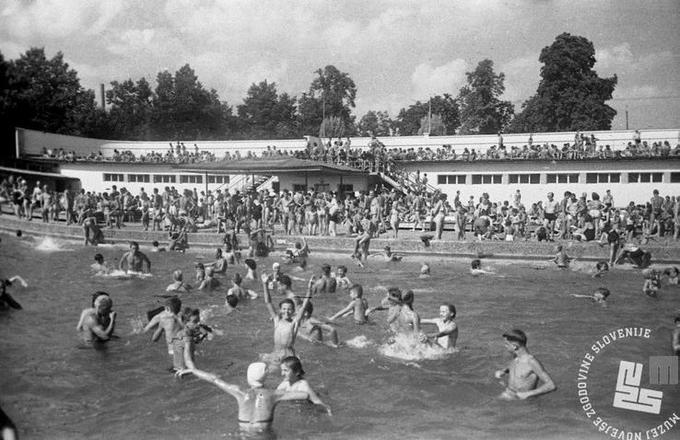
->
[[552, 245, 572, 269], [571, 287, 610, 305], [470, 259, 495, 276], [277, 356, 332, 415], [328, 284, 369, 324], [642, 269, 661, 297], [91, 253, 111, 275], [166, 269, 191, 292], [187, 362, 312, 432], [298, 301, 340, 348], [143, 296, 184, 371], [664, 267, 679, 285], [0, 276, 27, 310], [421, 303, 458, 349], [592, 261, 609, 278], [419, 263, 431, 279]]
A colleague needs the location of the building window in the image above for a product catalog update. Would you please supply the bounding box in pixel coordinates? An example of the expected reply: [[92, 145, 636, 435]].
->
[[293, 184, 307, 192], [671, 172, 680, 183], [586, 173, 620, 184], [508, 174, 539, 184], [437, 174, 466, 184], [471, 174, 501, 184], [103, 173, 124, 182], [314, 183, 330, 192], [153, 174, 176, 183], [628, 172, 662, 183], [546, 173, 579, 184], [127, 174, 150, 183], [207, 175, 227, 184], [179, 175, 203, 184]]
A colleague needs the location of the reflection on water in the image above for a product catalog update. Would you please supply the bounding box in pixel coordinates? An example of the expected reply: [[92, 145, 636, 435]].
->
[[0, 232, 678, 439]]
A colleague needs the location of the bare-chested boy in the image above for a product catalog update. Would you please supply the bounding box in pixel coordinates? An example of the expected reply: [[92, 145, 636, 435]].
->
[[421, 303, 458, 349], [261, 273, 314, 361], [119, 241, 151, 273], [328, 284, 369, 324], [143, 296, 184, 370], [77, 293, 116, 344], [494, 329, 556, 400]]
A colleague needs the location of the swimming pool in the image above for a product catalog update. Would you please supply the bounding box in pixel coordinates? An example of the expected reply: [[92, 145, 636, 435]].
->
[[0, 233, 678, 439]]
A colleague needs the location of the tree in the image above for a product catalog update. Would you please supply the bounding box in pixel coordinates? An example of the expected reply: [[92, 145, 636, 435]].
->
[[237, 80, 299, 139], [150, 64, 231, 140], [509, 33, 617, 132], [319, 115, 346, 138], [106, 78, 153, 139], [457, 59, 513, 134], [299, 65, 357, 136], [5, 48, 99, 135], [357, 110, 394, 136], [396, 94, 459, 135]]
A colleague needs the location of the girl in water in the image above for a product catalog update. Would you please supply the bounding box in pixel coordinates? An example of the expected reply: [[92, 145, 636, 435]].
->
[[277, 356, 332, 415]]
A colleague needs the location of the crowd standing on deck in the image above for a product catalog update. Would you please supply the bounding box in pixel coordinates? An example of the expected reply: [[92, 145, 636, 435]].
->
[[1, 167, 679, 248]]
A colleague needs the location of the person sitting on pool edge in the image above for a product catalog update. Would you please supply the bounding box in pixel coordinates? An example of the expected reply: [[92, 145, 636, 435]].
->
[[494, 329, 556, 400], [188, 361, 313, 432]]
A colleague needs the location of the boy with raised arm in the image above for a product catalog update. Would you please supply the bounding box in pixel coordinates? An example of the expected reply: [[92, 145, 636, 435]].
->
[[143, 296, 184, 371], [187, 362, 310, 433], [261, 273, 314, 361], [494, 329, 556, 400]]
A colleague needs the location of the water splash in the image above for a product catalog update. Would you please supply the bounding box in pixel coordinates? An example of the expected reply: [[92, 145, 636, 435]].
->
[[129, 316, 145, 334], [34, 236, 73, 252], [378, 333, 456, 361], [345, 335, 374, 349]]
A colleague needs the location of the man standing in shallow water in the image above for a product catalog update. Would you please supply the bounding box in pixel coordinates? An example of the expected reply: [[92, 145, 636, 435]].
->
[[494, 329, 556, 400], [119, 241, 151, 273], [77, 293, 116, 344]]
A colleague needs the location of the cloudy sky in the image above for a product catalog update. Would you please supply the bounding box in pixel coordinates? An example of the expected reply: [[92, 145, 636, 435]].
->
[[1, 0, 678, 130]]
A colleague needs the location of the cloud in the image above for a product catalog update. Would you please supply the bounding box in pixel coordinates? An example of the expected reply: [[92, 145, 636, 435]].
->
[[410, 59, 468, 99], [1, 0, 125, 40], [596, 43, 634, 70], [500, 54, 541, 103]]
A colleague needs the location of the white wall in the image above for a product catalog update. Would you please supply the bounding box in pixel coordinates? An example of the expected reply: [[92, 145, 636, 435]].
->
[[400, 160, 680, 206], [18, 127, 680, 159]]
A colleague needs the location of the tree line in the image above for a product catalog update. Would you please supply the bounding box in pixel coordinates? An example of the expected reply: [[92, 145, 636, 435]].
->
[[0, 33, 617, 146]]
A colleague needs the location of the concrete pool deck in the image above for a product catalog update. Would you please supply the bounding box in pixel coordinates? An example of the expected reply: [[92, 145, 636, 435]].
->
[[2, 214, 680, 263]]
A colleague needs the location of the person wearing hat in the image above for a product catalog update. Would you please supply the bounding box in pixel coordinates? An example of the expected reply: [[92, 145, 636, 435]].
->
[[494, 329, 556, 400], [187, 361, 311, 432]]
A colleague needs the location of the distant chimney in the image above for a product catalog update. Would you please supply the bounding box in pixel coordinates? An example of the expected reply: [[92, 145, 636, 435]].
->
[[100, 84, 105, 109]]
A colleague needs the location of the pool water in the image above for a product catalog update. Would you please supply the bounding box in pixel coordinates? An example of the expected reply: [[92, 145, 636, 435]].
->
[[0, 233, 678, 439]]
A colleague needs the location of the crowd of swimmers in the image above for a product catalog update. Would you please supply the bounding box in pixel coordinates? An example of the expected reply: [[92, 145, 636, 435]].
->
[[1, 224, 680, 438]]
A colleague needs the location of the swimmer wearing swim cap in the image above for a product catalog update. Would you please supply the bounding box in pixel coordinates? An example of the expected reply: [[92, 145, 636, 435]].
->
[[187, 361, 313, 432]]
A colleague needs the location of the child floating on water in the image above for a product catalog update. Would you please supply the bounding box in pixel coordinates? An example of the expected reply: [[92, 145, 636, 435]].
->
[[470, 259, 495, 276], [151, 240, 166, 252], [571, 287, 610, 305], [226, 273, 258, 309], [372, 245, 403, 262], [298, 301, 340, 348], [284, 237, 309, 269]]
